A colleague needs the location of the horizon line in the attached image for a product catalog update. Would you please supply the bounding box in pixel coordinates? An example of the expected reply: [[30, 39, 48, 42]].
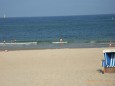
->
[[0, 13, 115, 18]]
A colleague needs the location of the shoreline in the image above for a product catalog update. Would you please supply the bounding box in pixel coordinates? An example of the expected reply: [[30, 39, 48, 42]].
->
[[0, 46, 115, 51], [0, 40, 114, 51]]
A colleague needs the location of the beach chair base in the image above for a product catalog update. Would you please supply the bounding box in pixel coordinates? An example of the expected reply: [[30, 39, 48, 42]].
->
[[102, 67, 115, 73]]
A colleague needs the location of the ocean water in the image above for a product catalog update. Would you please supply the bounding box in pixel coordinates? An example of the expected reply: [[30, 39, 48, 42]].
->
[[0, 14, 115, 50]]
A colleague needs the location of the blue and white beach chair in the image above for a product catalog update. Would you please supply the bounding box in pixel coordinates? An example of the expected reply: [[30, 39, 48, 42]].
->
[[102, 49, 115, 68]]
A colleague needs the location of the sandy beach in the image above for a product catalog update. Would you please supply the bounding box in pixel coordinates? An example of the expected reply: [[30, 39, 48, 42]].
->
[[0, 48, 115, 86]]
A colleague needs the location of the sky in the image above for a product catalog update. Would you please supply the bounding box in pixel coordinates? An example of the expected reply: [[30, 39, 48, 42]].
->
[[0, 0, 115, 17]]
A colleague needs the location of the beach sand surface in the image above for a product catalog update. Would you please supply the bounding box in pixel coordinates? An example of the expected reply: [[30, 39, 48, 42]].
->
[[0, 48, 115, 86]]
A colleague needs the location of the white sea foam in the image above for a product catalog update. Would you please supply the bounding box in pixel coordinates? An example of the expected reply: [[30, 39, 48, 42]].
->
[[0, 42, 37, 46]]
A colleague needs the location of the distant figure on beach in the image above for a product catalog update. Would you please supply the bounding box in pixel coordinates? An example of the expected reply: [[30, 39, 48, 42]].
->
[[5, 50, 8, 52], [60, 38, 63, 48], [109, 41, 112, 47], [3, 40, 6, 44], [14, 39, 16, 43], [60, 38, 63, 42]]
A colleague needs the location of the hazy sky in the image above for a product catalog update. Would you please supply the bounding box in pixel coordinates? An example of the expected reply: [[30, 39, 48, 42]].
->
[[0, 0, 115, 17]]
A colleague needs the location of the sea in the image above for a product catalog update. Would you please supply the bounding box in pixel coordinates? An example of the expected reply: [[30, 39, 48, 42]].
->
[[0, 14, 115, 50]]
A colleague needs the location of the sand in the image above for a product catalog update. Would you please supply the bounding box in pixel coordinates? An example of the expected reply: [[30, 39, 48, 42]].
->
[[0, 48, 115, 86]]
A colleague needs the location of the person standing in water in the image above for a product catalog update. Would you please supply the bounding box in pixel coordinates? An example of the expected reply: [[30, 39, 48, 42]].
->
[[60, 37, 63, 48], [109, 41, 112, 47], [3, 40, 6, 44], [60, 38, 63, 42]]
